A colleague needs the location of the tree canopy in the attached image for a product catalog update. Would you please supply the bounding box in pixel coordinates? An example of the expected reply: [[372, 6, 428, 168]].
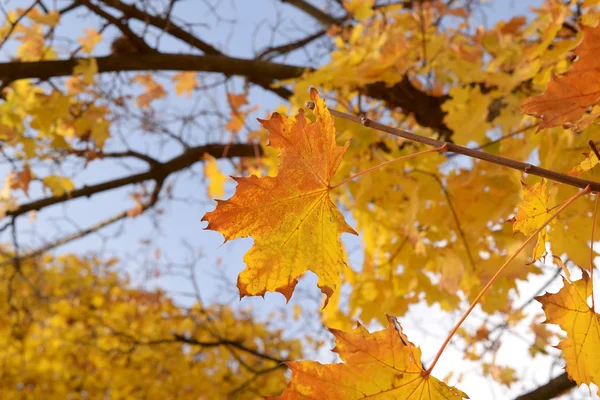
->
[[0, 0, 599, 398]]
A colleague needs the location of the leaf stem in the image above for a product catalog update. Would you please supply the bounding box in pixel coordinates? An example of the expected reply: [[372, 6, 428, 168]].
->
[[591, 193, 598, 311], [424, 185, 591, 376], [329, 145, 445, 190], [305, 102, 600, 192]]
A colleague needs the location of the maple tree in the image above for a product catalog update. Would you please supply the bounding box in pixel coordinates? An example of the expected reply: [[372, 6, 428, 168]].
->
[[1, 0, 600, 399]]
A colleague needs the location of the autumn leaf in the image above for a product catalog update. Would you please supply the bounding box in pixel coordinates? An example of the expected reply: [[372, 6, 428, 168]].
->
[[73, 58, 98, 85], [521, 24, 600, 129], [535, 272, 600, 394], [204, 154, 228, 198], [568, 151, 599, 177], [172, 71, 198, 97], [202, 88, 357, 303], [271, 316, 468, 399], [10, 164, 32, 197], [79, 28, 102, 54], [43, 175, 75, 196], [133, 74, 166, 108], [343, 0, 375, 21], [510, 179, 551, 261], [27, 8, 60, 26]]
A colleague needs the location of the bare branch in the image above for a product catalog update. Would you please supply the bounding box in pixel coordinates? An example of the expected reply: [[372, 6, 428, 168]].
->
[[280, 0, 344, 26], [514, 373, 576, 400], [4, 143, 261, 218]]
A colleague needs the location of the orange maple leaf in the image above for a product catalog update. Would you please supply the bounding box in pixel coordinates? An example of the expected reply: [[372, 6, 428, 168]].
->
[[271, 316, 468, 399], [536, 272, 600, 394], [202, 88, 357, 303], [521, 24, 600, 129]]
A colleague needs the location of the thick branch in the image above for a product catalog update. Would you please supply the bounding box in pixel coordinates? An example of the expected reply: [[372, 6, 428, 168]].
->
[[0, 53, 307, 82], [514, 373, 576, 400], [0, 55, 450, 134], [308, 103, 600, 192], [5, 143, 260, 218]]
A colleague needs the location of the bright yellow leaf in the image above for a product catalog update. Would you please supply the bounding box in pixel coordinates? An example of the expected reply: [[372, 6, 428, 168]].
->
[[43, 175, 75, 196], [272, 316, 468, 399], [536, 273, 600, 395], [172, 72, 198, 97], [343, 0, 375, 21], [202, 89, 357, 303], [204, 154, 228, 198], [568, 151, 599, 177], [511, 179, 551, 261], [27, 9, 60, 26]]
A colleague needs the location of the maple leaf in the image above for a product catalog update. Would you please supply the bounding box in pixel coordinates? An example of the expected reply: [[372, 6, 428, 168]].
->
[[521, 24, 600, 129], [568, 151, 599, 177], [271, 316, 468, 399], [133, 74, 166, 109], [510, 179, 551, 261], [172, 71, 198, 97], [203, 154, 228, 198], [535, 272, 600, 394], [202, 88, 357, 303], [43, 175, 75, 196], [78, 28, 102, 54], [343, 0, 375, 21]]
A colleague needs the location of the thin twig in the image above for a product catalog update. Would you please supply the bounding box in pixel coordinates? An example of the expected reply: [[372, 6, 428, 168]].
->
[[424, 185, 591, 375]]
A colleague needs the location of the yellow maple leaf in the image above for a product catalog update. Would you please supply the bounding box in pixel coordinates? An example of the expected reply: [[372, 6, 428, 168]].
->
[[568, 151, 599, 177], [79, 28, 102, 54], [43, 175, 74, 196], [271, 316, 468, 399], [73, 58, 98, 85], [27, 9, 60, 26], [172, 71, 198, 97], [521, 24, 600, 129], [535, 273, 600, 395], [510, 179, 551, 261], [442, 85, 493, 144], [343, 0, 375, 21], [204, 154, 227, 198], [202, 88, 357, 303]]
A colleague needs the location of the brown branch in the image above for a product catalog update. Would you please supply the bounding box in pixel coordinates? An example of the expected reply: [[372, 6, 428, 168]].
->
[[280, 0, 344, 26], [0, 53, 307, 83], [4, 143, 261, 218], [514, 372, 576, 400], [307, 103, 600, 192], [78, 0, 154, 53], [94, 0, 292, 99], [98, 0, 221, 55], [257, 28, 328, 60], [171, 334, 288, 364]]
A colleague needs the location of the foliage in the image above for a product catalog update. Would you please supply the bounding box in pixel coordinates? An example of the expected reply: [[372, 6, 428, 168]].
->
[[0, 0, 599, 399]]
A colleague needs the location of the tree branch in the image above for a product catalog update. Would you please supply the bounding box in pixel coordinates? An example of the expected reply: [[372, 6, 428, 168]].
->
[[514, 372, 576, 400], [0, 53, 307, 82], [307, 103, 600, 192], [98, 0, 221, 55], [280, 0, 344, 26], [4, 143, 261, 218]]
